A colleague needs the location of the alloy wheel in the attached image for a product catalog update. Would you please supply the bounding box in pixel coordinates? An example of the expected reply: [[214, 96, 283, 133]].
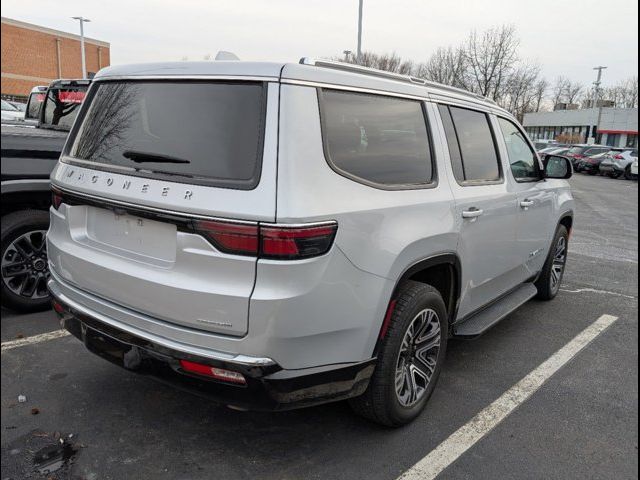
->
[[1, 230, 50, 300], [550, 236, 567, 294], [395, 308, 441, 407]]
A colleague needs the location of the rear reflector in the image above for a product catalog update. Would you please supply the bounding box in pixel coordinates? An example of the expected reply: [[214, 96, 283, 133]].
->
[[179, 359, 247, 385], [194, 221, 338, 260], [52, 299, 66, 314]]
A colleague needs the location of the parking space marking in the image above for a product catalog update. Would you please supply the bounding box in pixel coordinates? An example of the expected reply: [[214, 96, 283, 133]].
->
[[561, 287, 637, 300], [397, 314, 619, 480], [1, 329, 70, 353]]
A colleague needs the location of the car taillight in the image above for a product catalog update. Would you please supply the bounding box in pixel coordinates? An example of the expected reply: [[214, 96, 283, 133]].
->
[[51, 190, 63, 210], [193, 221, 338, 260], [194, 220, 259, 256], [179, 360, 247, 385], [614, 154, 624, 159], [261, 224, 338, 260]]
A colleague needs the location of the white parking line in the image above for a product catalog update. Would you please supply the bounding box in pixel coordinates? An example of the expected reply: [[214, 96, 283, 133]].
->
[[398, 314, 619, 480], [1, 330, 70, 353]]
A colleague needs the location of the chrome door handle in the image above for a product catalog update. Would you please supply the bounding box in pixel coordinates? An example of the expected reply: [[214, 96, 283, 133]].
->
[[462, 208, 484, 219], [520, 200, 535, 209]]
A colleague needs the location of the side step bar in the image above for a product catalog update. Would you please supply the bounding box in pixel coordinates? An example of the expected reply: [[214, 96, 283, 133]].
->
[[453, 283, 538, 338]]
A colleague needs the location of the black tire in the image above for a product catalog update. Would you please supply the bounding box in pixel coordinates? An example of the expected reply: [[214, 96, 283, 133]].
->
[[535, 225, 569, 301], [588, 170, 598, 176], [349, 281, 448, 427], [1, 210, 52, 313], [624, 166, 634, 180], [608, 171, 621, 179]]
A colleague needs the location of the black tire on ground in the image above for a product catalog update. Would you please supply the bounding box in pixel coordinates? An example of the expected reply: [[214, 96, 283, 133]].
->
[[608, 171, 621, 179], [1, 210, 52, 313], [588, 170, 598, 175], [624, 166, 634, 180], [349, 281, 448, 427], [535, 225, 569, 301]]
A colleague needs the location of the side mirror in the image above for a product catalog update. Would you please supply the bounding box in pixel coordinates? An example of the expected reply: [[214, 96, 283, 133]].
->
[[544, 155, 573, 179]]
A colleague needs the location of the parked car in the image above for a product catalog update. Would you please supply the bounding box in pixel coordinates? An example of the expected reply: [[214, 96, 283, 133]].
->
[[598, 149, 639, 179], [631, 159, 639, 180], [7, 101, 26, 112], [1, 99, 24, 122], [577, 148, 625, 175], [539, 146, 570, 163], [47, 59, 574, 427], [23, 85, 48, 124], [534, 140, 561, 151], [1, 79, 90, 312], [564, 144, 610, 169]]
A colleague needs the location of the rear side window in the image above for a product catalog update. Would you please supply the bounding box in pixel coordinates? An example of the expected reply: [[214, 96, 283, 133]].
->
[[68, 81, 266, 189], [26, 92, 45, 120], [438, 105, 501, 183], [319, 89, 434, 188]]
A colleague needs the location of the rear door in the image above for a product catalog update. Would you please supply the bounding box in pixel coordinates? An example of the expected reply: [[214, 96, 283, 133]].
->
[[48, 80, 279, 337], [437, 104, 520, 319]]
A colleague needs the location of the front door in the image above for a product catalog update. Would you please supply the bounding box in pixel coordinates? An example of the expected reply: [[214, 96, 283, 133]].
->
[[495, 117, 556, 279]]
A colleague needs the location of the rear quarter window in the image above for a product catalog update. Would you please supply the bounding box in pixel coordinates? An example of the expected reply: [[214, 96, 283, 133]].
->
[[318, 89, 434, 188]]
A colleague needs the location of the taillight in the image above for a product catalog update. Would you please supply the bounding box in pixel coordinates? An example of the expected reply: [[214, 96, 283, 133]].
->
[[614, 154, 624, 159], [194, 220, 259, 256], [179, 359, 247, 385], [194, 221, 338, 260], [261, 224, 337, 260], [51, 190, 63, 210]]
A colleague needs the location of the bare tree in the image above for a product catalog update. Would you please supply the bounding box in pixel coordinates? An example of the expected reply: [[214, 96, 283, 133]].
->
[[343, 51, 414, 75], [552, 76, 569, 107], [533, 79, 549, 112], [463, 25, 520, 100], [415, 46, 469, 89], [564, 79, 584, 104]]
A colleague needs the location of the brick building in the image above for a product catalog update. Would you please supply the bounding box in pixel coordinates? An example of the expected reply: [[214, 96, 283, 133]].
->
[[1, 17, 110, 100]]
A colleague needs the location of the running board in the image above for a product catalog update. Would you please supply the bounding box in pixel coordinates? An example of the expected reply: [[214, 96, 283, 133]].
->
[[452, 283, 538, 338]]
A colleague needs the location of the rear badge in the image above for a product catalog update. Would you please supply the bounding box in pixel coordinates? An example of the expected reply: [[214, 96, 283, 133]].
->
[[196, 318, 233, 328]]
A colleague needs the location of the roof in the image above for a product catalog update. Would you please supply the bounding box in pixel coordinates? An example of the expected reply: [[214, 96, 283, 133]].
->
[[94, 59, 508, 115], [1, 17, 110, 48]]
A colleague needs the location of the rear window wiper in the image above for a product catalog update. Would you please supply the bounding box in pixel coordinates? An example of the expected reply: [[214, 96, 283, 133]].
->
[[123, 150, 190, 164]]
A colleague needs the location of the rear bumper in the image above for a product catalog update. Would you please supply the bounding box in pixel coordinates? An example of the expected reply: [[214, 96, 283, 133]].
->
[[48, 279, 375, 411]]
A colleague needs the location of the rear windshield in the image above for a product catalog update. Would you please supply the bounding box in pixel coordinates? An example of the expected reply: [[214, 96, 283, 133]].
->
[[568, 146, 586, 154], [42, 88, 87, 130], [68, 81, 266, 189]]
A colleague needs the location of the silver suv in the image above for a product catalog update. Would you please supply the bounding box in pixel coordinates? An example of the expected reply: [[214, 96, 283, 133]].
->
[[47, 59, 574, 426]]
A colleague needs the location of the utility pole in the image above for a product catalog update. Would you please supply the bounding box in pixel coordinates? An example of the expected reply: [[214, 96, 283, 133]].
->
[[72, 17, 91, 79], [593, 66, 607, 144], [592, 66, 607, 107], [357, 0, 363, 63]]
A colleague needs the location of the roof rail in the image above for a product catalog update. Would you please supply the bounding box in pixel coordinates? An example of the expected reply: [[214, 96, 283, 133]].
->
[[299, 57, 495, 104]]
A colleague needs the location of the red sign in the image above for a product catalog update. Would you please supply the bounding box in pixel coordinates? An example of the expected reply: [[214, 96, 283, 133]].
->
[[58, 90, 86, 104]]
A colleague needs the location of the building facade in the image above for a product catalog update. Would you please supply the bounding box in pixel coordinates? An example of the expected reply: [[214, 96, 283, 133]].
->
[[523, 107, 638, 148], [1, 17, 110, 100]]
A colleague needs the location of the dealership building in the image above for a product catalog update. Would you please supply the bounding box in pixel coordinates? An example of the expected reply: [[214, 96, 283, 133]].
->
[[523, 107, 639, 148], [1, 17, 110, 101]]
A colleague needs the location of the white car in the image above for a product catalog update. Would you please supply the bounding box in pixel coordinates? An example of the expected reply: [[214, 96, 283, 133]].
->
[[631, 159, 638, 179], [1, 99, 24, 121]]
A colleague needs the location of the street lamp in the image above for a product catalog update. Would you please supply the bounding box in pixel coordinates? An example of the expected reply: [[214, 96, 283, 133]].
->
[[71, 16, 91, 79], [357, 0, 363, 63]]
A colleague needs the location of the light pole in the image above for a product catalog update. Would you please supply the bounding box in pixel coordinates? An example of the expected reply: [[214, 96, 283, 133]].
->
[[593, 66, 607, 144], [357, 0, 363, 63], [72, 16, 91, 79]]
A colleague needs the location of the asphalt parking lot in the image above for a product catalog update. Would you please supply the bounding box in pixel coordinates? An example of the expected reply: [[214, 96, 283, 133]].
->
[[1, 173, 638, 480]]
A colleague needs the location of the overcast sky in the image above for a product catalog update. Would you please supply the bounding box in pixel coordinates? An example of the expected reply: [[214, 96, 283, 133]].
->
[[2, 0, 638, 86]]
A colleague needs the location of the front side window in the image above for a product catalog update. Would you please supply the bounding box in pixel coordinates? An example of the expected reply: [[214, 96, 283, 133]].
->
[[439, 105, 501, 183], [320, 89, 434, 187], [497, 117, 540, 181], [68, 81, 266, 189]]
